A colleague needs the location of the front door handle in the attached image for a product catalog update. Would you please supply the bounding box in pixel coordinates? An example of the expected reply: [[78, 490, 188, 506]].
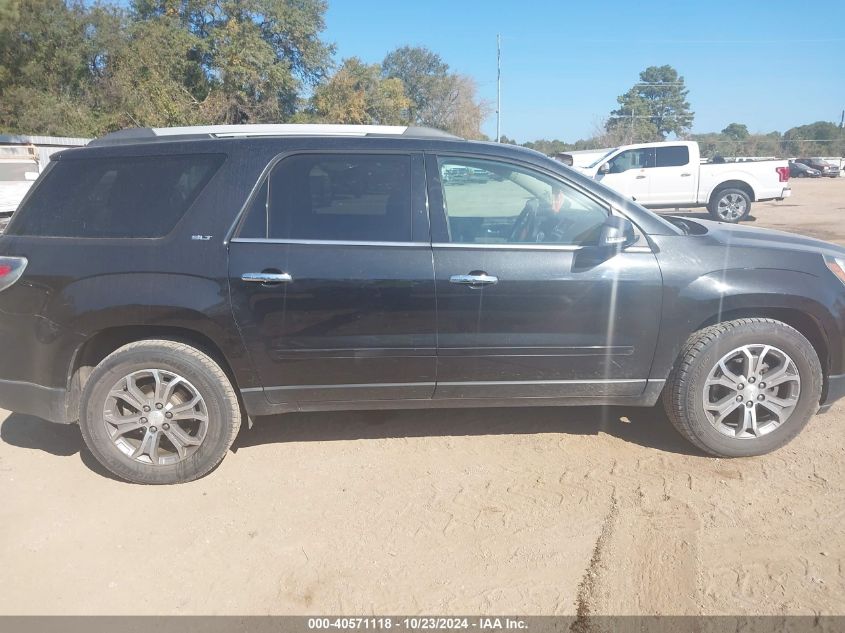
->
[[241, 272, 293, 284], [635, 175, 646, 179], [680, 173, 692, 177], [450, 273, 498, 286]]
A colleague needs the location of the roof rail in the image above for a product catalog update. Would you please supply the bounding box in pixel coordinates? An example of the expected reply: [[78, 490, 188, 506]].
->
[[89, 124, 461, 146]]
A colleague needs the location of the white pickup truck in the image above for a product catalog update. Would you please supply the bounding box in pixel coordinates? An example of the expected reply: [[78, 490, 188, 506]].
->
[[573, 141, 791, 223], [0, 145, 40, 232]]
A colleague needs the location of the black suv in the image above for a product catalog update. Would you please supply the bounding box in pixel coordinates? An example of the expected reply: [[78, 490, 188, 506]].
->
[[1, 124, 845, 484]]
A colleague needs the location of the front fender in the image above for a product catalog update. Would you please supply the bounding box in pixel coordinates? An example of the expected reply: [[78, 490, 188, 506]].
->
[[649, 267, 845, 380]]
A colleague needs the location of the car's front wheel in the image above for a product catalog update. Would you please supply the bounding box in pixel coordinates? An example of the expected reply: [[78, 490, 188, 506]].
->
[[664, 318, 822, 457], [78, 340, 241, 484]]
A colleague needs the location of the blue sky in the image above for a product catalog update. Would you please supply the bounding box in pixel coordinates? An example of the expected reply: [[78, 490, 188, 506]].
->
[[324, 0, 845, 142]]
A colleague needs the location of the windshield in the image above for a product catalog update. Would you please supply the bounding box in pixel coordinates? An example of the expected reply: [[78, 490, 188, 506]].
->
[[587, 149, 618, 168]]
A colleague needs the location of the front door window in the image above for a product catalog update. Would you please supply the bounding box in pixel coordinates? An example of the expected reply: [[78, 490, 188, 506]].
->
[[437, 157, 609, 246]]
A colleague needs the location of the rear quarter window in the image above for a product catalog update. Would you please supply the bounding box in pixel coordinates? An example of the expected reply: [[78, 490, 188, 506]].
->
[[9, 153, 224, 238]]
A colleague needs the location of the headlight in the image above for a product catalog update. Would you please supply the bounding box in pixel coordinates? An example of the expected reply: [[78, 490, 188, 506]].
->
[[824, 255, 845, 285]]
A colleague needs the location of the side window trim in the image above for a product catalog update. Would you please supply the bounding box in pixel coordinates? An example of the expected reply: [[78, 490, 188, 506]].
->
[[425, 151, 612, 248], [228, 149, 429, 245]]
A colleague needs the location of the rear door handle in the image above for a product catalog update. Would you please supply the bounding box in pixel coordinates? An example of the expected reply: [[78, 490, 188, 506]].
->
[[450, 273, 498, 286], [241, 272, 293, 284], [680, 173, 692, 177], [635, 175, 646, 179]]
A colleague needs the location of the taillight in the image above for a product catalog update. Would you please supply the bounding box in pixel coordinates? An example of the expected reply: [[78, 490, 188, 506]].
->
[[776, 166, 789, 182], [0, 256, 27, 292]]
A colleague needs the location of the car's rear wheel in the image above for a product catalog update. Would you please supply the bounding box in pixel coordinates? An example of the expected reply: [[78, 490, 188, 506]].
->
[[78, 340, 241, 484], [663, 318, 822, 457], [707, 188, 752, 223]]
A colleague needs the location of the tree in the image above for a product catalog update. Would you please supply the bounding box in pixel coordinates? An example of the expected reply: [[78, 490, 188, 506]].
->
[[0, 0, 111, 135], [309, 57, 409, 125], [418, 74, 490, 139], [381, 46, 449, 123], [783, 121, 845, 157], [607, 65, 693, 142], [721, 123, 749, 141], [103, 15, 211, 129], [380, 46, 489, 138], [131, 0, 334, 124], [522, 139, 572, 155], [0, 0, 335, 135]]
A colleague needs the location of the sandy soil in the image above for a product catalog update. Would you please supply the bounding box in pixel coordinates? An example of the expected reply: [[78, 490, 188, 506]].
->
[[0, 178, 844, 616]]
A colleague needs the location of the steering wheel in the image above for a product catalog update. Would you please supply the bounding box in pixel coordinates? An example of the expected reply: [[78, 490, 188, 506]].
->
[[509, 198, 539, 242]]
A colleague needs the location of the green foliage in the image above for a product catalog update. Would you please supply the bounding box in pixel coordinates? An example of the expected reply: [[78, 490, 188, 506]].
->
[[129, 0, 334, 123], [607, 65, 694, 142], [0, 6, 490, 139], [691, 124, 845, 159], [381, 46, 449, 123], [721, 123, 749, 141], [521, 139, 573, 155], [0, 0, 108, 134], [308, 57, 409, 125], [782, 121, 845, 156], [379, 46, 490, 139], [0, 0, 333, 134]]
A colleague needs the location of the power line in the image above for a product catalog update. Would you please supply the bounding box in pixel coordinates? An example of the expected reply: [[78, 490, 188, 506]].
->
[[697, 139, 845, 143], [499, 35, 844, 44]]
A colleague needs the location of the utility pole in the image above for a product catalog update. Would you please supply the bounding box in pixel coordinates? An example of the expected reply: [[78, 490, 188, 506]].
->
[[840, 109, 844, 129], [496, 34, 501, 143]]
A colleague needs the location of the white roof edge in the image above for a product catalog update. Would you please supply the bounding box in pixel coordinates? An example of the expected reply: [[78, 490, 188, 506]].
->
[[150, 124, 409, 138]]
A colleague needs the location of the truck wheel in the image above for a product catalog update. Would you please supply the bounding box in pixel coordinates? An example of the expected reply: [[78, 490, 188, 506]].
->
[[78, 340, 241, 484], [708, 188, 751, 222], [663, 318, 821, 457]]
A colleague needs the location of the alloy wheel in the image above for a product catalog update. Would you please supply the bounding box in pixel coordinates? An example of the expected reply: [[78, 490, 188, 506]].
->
[[702, 344, 800, 438], [716, 193, 747, 221], [103, 369, 209, 465]]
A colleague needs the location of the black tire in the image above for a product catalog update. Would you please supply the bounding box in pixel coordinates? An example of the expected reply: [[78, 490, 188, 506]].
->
[[707, 187, 752, 223], [663, 318, 822, 457], [79, 340, 241, 484]]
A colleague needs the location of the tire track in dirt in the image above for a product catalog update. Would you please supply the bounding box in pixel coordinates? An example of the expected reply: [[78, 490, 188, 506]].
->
[[571, 490, 619, 633], [569, 455, 703, 623]]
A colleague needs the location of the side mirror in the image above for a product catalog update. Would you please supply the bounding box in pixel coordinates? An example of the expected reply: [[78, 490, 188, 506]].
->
[[598, 216, 636, 250], [598, 163, 610, 175]]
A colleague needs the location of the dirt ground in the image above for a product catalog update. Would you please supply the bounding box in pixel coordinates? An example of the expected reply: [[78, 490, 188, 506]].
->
[[1, 178, 844, 616]]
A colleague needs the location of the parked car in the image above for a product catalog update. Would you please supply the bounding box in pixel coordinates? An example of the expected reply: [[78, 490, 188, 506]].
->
[[574, 141, 791, 223], [2, 124, 844, 484], [795, 158, 841, 178], [441, 164, 469, 184], [789, 160, 822, 178]]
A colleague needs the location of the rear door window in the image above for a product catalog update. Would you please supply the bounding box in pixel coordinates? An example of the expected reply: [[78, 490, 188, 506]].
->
[[655, 145, 690, 167], [237, 153, 412, 242], [10, 154, 224, 238]]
